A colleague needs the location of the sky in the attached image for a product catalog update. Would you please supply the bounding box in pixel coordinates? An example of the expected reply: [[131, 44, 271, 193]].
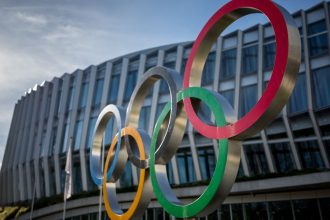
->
[[0, 0, 327, 168]]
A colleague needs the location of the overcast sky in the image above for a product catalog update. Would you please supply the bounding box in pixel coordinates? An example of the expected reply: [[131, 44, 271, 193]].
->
[[0, 0, 327, 168]]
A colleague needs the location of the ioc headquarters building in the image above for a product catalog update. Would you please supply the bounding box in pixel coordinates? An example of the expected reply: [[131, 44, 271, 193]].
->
[[1, 1, 330, 220]]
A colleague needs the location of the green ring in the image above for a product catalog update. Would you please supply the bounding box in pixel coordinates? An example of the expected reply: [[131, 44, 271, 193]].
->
[[150, 87, 228, 218]]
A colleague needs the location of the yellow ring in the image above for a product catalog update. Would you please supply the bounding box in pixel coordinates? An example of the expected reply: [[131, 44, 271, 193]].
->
[[103, 127, 149, 220]]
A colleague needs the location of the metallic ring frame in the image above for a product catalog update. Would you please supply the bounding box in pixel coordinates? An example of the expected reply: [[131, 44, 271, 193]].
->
[[182, 0, 301, 140], [150, 87, 241, 218], [90, 0, 302, 219], [125, 66, 184, 168], [89, 104, 125, 186], [103, 127, 152, 220]]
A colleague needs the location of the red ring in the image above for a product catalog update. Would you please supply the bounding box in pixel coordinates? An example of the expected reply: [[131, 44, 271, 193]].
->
[[183, 0, 292, 140]]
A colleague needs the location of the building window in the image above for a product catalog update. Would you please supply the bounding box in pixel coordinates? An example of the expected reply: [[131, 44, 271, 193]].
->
[[197, 146, 216, 180], [289, 72, 307, 114], [176, 147, 196, 184], [123, 70, 138, 102], [312, 66, 330, 110], [79, 82, 89, 108], [263, 42, 275, 70], [201, 52, 215, 86], [166, 161, 175, 185], [296, 140, 324, 169], [86, 116, 97, 149], [323, 140, 330, 162], [270, 142, 295, 173], [139, 106, 151, 131], [73, 120, 83, 151], [244, 202, 268, 220], [269, 201, 293, 219], [220, 48, 236, 79], [242, 45, 258, 75], [245, 144, 269, 175], [92, 78, 104, 107], [120, 163, 133, 188], [180, 58, 187, 76], [61, 123, 70, 153], [107, 74, 120, 104], [221, 89, 235, 107], [239, 85, 257, 118], [307, 20, 329, 57], [66, 86, 75, 111], [320, 198, 330, 219], [237, 163, 245, 178], [73, 162, 82, 194], [231, 204, 244, 220], [293, 199, 321, 219]]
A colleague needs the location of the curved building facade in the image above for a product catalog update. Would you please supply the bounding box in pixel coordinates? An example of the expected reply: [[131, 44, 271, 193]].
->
[[1, 2, 330, 219]]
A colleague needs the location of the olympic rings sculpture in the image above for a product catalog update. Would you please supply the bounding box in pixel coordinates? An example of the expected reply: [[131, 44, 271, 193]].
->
[[89, 0, 301, 218]]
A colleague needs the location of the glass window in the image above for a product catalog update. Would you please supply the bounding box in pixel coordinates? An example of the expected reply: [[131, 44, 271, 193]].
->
[[86, 116, 97, 149], [120, 163, 133, 188], [296, 140, 325, 169], [237, 163, 245, 178], [245, 144, 269, 175], [201, 52, 215, 86], [320, 198, 330, 219], [55, 89, 62, 115], [324, 140, 330, 162], [219, 205, 230, 220], [92, 78, 104, 106], [231, 204, 244, 220], [308, 19, 327, 35], [47, 127, 56, 156], [239, 85, 257, 118], [49, 166, 56, 196], [124, 70, 138, 102], [155, 208, 163, 220], [312, 66, 330, 110], [180, 58, 187, 76], [67, 86, 75, 111], [139, 106, 151, 131], [220, 48, 237, 79], [79, 82, 89, 108], [73, 162, 82, 194], [270, 142, 295, 173], [242, 45, 258, 75], [176, 148, 196, 184], [269, 201, 293, 220], [289, 72, 307, 114], [197, 146, 216, 180], [293, 199, 320, 219], [263, 43, 276, 70], [244, 202, 268, 220], [308, 33, 329, 56], [73, 120, 83, 151], [61, 123, 70, 153], [107, 74, 120, 104], [166, 161, 175, 185], [221, 89, 235, 107]]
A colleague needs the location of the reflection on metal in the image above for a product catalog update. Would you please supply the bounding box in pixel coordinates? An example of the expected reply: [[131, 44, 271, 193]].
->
[[89, 0, 301, 219]]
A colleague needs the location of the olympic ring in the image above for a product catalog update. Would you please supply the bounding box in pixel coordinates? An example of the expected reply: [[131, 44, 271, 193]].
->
[[89, 104, 125, 186], [183, 0, 301, 140], [125, 66, 183, 168], [88, 0, 301, 219], [150, 87, 241, 218], [103, 127, 152, 220]]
